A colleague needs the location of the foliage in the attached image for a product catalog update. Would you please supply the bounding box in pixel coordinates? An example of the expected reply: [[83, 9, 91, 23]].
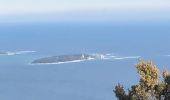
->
[[113, 60, 170, 100]]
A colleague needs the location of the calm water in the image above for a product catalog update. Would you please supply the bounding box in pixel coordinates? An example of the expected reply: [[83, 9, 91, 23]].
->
[[0, 22, 170, 100]]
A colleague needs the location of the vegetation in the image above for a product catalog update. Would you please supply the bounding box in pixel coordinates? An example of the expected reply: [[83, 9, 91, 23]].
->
[[113, 60, 170, 100]]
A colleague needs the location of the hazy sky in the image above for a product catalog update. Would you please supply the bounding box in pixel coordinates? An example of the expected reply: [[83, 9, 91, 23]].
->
[[0, 0, 170, 23]]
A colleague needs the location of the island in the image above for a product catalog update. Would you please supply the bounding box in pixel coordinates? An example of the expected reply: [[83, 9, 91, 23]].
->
[[0, 52, 8, 55], [31, 54, 104, 64]]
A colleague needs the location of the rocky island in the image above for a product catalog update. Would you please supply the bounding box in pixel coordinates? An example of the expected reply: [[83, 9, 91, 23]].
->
[[32, 54, 104, 64], [0, 52, 8, 55]]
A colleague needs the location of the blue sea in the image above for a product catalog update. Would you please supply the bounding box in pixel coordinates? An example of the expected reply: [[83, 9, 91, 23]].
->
[[0, 22, 170, 100]]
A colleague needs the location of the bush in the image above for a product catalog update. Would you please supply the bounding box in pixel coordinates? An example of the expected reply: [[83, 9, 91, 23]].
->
[[113, 60, 170, 100]]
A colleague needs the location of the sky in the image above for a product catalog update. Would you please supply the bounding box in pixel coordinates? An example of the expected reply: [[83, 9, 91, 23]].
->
[[0, 0, 170, 23]]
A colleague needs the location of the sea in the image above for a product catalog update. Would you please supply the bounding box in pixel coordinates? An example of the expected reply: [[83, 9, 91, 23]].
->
[[0, 21, 170, 100]]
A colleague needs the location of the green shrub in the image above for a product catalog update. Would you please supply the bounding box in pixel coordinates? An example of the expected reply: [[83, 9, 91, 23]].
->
[[113, 60, 170, 100]]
